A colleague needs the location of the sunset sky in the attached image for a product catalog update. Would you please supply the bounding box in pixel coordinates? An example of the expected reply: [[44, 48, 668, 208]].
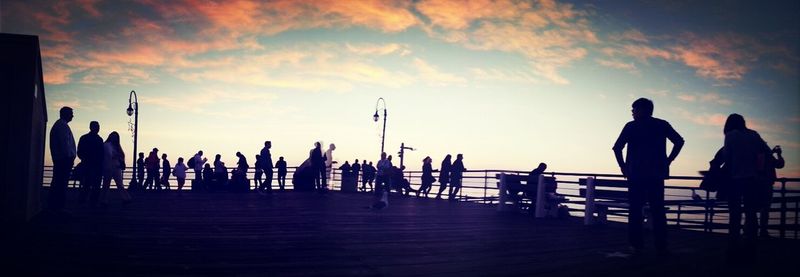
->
[[2, 0, 798, 177]]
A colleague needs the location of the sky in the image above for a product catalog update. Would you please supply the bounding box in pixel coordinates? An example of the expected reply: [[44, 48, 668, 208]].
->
[[2, 0, 799, 177]]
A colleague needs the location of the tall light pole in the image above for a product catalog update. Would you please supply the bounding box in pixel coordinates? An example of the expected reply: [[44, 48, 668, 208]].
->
[[373, 97, 387, 154], [127, 90, 139, 190]]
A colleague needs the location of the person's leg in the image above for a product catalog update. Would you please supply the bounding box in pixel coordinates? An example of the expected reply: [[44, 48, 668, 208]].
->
[[627, 179, 645, 252], [100, 173, 112, 205], [759, 186, 773, 237], [436, 181, 447, 199], [48, 159, 72, 212], [113, 169, 131, 202], [265, 169, 273, 193], [647, 179, 668, 253], [178, 178, 185, 191], [88, 172, 102, 207]]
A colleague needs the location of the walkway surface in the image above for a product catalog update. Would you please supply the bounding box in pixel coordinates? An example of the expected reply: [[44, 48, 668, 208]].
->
[[4, 190, 797, 276]]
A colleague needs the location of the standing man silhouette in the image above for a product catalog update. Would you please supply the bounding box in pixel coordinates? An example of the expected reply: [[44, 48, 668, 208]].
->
[[259, 141, 273, 194], [613, 98, 684, 256], [77, 121, 104, 207], [135, 152, 145, 191], [48, 107, 77, 214]]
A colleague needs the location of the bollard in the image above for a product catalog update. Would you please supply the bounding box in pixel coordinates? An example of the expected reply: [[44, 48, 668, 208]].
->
[[535, 174, 546, 218], [584, 177, 596, 225]]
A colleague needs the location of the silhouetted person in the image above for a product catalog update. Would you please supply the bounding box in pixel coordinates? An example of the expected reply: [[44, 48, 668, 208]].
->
[[613, 98, 684, 256], [435, 154, 451, 199], [99, 131, 131, 206], [360, 160, 370, 192], [135, 152, 145, 190], [339, 160, 351, 178], [324, 143, 336, 186], [760, 145, 784, 237], [173, 157, 187, 191], [276, 156, 287, 190], [714, 114, 771, 262], [311, 142, 325, 191], [376, 153, 392, 194], [214, 154, 228, 190], [448, 154, 466, 200], [418, 156, 436, 197], [161, 153, 171, 190], [392, 166, 415, 196], [352, 159, 361, 186], [202, 164, 214, 190], [48, 107, 76, 213], [512, 163, 547, 200], [143, 148, 160, 190], [254, 154, 263, 191], [259, 141, 274, 194], [191, 150, 207, 182], [77, 121, 103, 207]]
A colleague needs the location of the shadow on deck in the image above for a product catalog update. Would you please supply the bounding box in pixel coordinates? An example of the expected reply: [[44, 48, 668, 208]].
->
[[3, 190, 797, 276]]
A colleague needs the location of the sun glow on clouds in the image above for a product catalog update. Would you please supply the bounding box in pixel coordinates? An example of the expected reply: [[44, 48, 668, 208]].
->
[[3, 0, 799, 176]]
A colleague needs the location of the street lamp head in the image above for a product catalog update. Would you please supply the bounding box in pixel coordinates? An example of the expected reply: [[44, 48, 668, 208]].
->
[[373, 111, 379, 122], [126, 104, 134, 116]]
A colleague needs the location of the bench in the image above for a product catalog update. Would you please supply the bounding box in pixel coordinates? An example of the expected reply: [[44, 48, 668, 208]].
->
[[579, 177, 668, 226], [496, 173, 566, 217]]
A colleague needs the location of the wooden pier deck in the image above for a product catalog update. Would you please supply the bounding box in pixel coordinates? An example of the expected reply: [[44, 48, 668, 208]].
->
[[4, 190, 797, 276]]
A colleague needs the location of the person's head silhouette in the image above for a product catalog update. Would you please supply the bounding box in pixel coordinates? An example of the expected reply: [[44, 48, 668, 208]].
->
[[162, 153, 167, 160], [215, 154, 221, 161], [59, 107, 74, 122], [178, 157, 184, 164], [106, 131, 120, 145], [198, 150, 204, 156], [444, 154, 451, 162], [139, 152, 144, 158], [631, 98, 654, 120], [456, 154, 463, 160], [724, 113, 747, 135], [279, 156, 284, 161], [537, 162, 547, 171], [265, 141, 271, 149], [381, 152, 387, 160], [423, 156, 431, 163], [89, 121, 99, 134]]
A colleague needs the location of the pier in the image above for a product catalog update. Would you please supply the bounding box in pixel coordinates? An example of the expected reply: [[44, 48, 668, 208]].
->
[[4, 167, 799, 276]]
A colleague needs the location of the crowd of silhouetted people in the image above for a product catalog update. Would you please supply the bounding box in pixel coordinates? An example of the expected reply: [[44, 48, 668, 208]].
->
[[46, 96, 787, 263]]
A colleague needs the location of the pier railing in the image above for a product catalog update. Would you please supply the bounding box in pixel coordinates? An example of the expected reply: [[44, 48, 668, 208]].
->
[[42, 166, 799, 239]]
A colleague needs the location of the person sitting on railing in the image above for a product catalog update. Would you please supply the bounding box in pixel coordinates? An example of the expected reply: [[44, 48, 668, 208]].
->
[[448, 154, 466, 201], [390, 166, 416, 196]]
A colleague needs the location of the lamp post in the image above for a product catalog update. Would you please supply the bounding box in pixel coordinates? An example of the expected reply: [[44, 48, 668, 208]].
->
[[373, 97, 387, 154], [127, 90, 139, 190], [398, 142, 415, 169]]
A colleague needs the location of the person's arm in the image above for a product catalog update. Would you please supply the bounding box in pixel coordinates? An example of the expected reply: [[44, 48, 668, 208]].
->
[[775, 147, 785, 169], [666, 122, 685, 165], [612, 124, 629, 176]]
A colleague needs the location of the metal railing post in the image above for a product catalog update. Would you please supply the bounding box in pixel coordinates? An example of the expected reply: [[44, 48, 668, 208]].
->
[[781, 179, 787, 239]]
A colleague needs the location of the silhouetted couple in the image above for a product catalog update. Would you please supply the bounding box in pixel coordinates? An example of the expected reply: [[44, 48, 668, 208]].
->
[[613, 98, 684, 257], [433, 154, 465, 200], [707, 113, 785, 263]]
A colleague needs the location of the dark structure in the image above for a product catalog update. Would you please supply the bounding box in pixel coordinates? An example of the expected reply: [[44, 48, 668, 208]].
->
[[0, 33, 47, 224]]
